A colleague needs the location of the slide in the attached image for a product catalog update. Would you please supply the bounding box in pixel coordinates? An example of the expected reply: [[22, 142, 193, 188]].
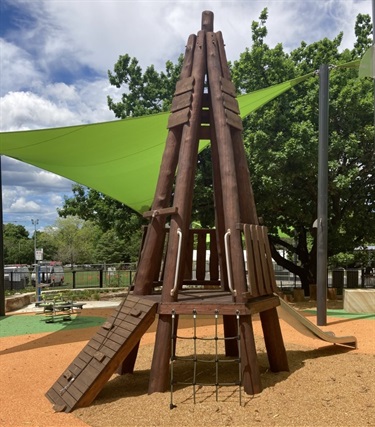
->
[[277, 297, 357, 349]]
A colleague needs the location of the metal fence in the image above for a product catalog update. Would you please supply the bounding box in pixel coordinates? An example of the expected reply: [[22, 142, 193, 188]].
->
[[4, 263, 374, 292]]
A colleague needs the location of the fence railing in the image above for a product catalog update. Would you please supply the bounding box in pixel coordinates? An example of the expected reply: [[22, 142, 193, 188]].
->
[[4, 265, 374, 292]]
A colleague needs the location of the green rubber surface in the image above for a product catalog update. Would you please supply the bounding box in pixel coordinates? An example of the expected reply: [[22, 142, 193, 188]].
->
[[304, 309, 375, 320], [0, 314, 105, 337]]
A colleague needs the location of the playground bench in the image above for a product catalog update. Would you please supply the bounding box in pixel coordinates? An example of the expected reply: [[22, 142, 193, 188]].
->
[[36, 296, 85, 323]]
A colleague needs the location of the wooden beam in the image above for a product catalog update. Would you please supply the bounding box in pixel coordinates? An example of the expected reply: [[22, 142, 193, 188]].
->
[[148, 28, 208, 394], [142, 207, 178, 218], [216, 31, 259, 225]]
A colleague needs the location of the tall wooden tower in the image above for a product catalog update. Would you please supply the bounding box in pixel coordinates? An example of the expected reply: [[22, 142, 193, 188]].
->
[[46, 11, 289, 413]]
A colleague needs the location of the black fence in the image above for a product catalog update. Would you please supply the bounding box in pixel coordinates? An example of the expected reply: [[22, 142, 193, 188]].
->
[[4, 272, 30, 291], [4, 265, 374, 292]]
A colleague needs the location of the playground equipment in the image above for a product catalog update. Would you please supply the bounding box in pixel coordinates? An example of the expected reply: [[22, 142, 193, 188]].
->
[[277, 298, 357, 348], [46, 11, 355, 413]]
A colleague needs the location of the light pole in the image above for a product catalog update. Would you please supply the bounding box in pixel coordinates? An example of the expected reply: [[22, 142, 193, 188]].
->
[[31, 219, 39, 266], [31, 219, 39, 300]]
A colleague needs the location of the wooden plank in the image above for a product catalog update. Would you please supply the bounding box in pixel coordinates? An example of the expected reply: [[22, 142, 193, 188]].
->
[[77, 351, 92, 364], [120, 315, 142, 328], [261, 226, 278, 293], [77, 365, 101, 389], [61, 382, 83, 401], [89, 357, 108, 373], [69, 381, 88, 396], [96, 329, 130, 345], [171, 91, 192, 112], [87, 338, 102, 350], [220, 77, 236, 97], [222, 92, 240, 114], [196, 231, 206, 281], [127, 299, 157, 312], [93, 338, 121, 354], [167, 107, 190, 128], [181, 279, 221, 287], [253, 225, 268, 295], [247, 295, 280, 315], [174, 76, 195, 96], [251, 224, 265, 296], [71, 358, 86, 370], [46, 387, 67, 410], [244, 224, 258, 296], [158, 302, 250, 315], [55, 381, 77, 409], [256, 226, 274, 294], [209, 230, 219, 281], [91, 332, 120, 351], [225, 108, 243, 130], [102, 321, 113, 330], [183, 228, 194, 280]]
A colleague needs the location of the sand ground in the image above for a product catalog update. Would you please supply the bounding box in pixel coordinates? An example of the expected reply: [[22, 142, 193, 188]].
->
[[0, 300, 374, 427]]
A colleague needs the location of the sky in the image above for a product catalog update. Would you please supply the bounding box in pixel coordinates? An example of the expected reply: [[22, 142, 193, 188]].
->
[[0, 0, 372, 236]]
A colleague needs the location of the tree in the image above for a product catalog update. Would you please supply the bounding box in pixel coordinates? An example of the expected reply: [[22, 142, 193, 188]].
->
[[95, 229, 127, 264], [61, 11, 374, 294], [107, 54, 183, 118], [232, 10, 374, 293], [3, 223, 33, 264], [44, 216, 100, 265], [59, 185, 145, 258]]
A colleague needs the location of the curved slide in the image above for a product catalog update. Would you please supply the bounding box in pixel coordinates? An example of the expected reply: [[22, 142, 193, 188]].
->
[[277, 297, 357, 349]]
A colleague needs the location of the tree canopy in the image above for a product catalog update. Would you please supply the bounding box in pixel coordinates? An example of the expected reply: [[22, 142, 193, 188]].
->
[[60, 10, 374, 293], [231, 9, 374, 291]]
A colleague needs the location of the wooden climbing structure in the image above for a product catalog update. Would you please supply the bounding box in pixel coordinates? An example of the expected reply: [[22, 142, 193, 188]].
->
[[46, 10, 289, 413]]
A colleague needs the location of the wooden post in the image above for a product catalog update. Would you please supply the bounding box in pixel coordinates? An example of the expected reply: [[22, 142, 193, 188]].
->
[[206, 31, 262, 394], [216, 31, 258, 225], [120, 35, 196, 375], [148, 29, 208, 394], [132, 34, 197, 297]]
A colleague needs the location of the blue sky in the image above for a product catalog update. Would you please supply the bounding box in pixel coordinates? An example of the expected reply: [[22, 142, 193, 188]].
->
[[0, 0, 372, 236]]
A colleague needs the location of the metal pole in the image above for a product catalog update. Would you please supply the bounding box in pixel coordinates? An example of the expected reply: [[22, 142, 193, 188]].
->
[[372, 0, 375, 141], [317, 64, 329, 326], [0, 156, 5, 316], [31, 219, 40, 301]]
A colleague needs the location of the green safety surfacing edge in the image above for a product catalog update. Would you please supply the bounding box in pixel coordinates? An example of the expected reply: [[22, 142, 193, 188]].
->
[[304, 309, 375, 320], [0, 314, 105, 337]]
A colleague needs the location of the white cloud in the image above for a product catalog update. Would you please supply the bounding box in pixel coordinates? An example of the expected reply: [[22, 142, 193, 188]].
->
[[0, 39, 43, 96], [0, 91, 81, 130], [0, 0, 372, 230], [8, 196, 40, 213], [1, 158, 74, 231]]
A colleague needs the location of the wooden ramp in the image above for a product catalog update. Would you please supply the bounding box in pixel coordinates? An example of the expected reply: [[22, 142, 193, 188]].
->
[[46, 295, 158, 413]]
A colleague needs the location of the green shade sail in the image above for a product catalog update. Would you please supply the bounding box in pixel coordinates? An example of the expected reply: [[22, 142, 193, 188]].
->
[[0, 62, 360, 214], [359, 46, 374, 78]]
